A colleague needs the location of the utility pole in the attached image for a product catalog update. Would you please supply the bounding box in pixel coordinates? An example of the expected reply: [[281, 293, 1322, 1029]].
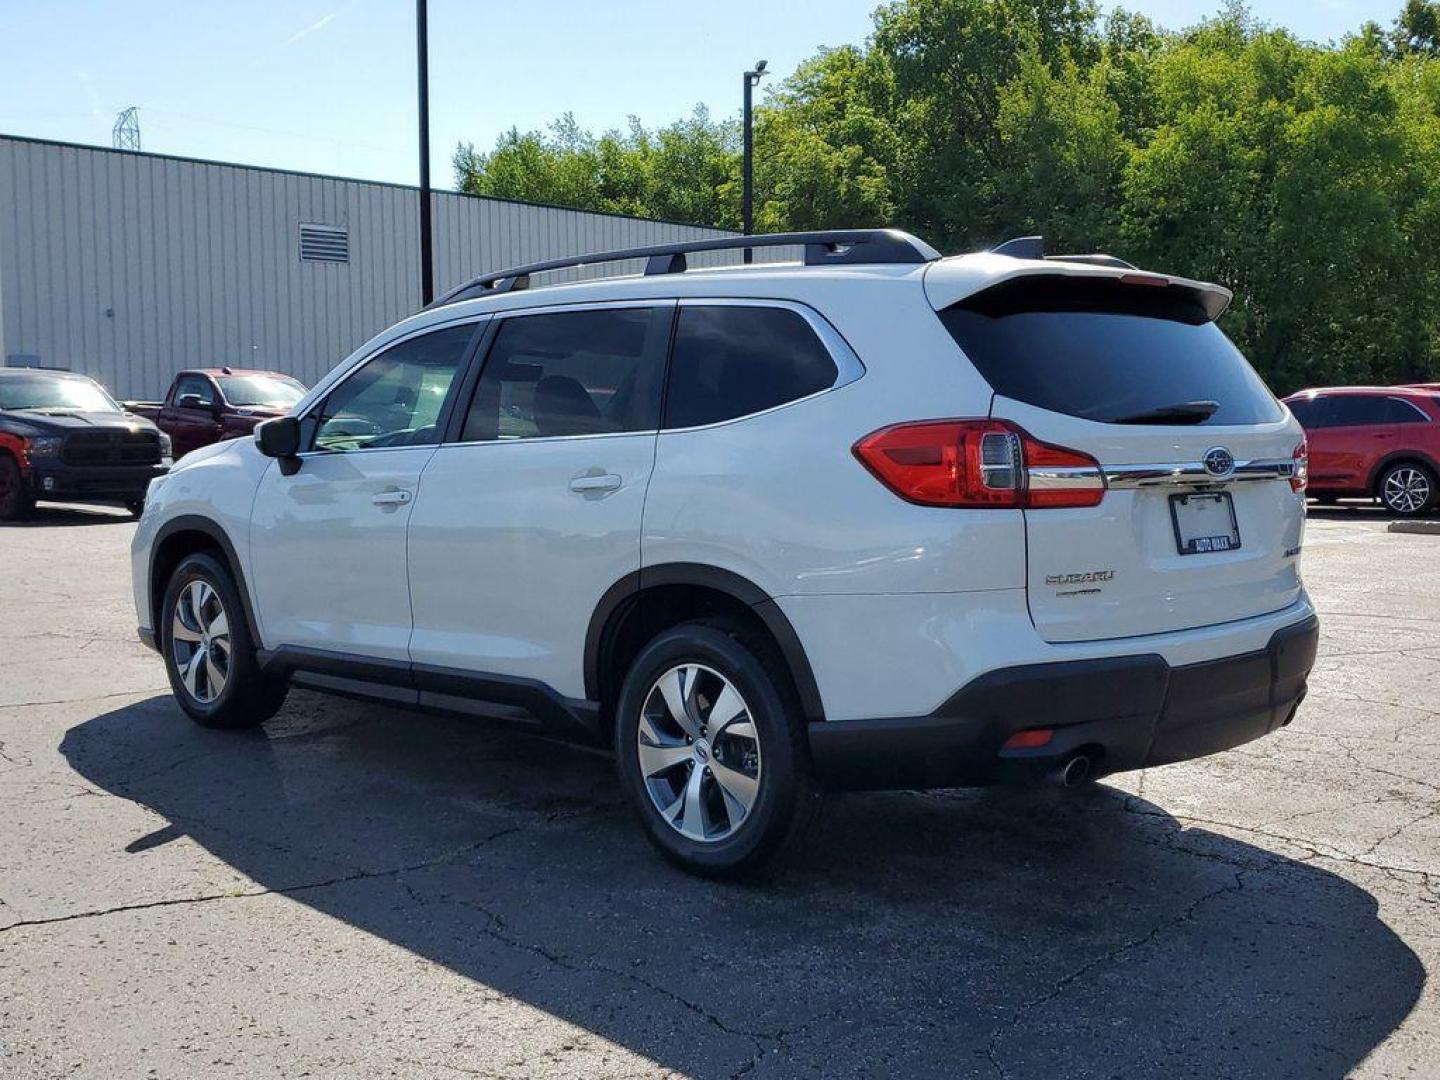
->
[[741, 60, 767, 263], [416, 0, 434, 305]]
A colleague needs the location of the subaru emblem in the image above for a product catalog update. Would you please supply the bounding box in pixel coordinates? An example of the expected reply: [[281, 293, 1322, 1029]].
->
[[1203, 446, 1235, 478]]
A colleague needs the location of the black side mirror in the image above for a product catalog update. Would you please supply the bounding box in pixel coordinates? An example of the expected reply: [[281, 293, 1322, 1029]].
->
[[177, 393, 209, 410], [255, 416, 303, 475]]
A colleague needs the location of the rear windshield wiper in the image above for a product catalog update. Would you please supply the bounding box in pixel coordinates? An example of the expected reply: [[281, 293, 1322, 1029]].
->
[[1111, 400, 1220, 425]]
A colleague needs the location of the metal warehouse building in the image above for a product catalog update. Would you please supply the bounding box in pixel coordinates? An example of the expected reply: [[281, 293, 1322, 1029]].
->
[[0, 134, 730, 399]]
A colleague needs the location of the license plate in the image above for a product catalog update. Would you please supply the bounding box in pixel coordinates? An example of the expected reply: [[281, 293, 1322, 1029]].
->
[[1169, 492, 1240, 555]]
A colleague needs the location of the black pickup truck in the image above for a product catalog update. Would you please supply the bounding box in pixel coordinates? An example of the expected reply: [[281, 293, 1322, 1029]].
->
[[0, 369, 172, 521]]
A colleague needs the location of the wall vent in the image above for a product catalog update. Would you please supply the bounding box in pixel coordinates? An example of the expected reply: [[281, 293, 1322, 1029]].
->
[[299, 223, 349, 263]]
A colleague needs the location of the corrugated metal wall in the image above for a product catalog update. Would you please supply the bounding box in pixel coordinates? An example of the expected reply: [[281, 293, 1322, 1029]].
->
[[0, 136, 732, 398]]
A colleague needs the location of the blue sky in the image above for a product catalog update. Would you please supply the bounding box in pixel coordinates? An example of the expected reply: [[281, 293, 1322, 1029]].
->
[[0, 0, 1392, 189]]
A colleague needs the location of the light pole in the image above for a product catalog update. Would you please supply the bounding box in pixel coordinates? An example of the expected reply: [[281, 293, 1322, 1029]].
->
[[742, 59, 767, 263], [417, 0, 434, 305]]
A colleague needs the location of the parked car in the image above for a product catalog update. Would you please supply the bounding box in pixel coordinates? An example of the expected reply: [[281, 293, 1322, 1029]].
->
[[131, 230, 1318, 876], [128, 368, 306, 459], [0, 368, 171, 520], [1283, 386, 1440, 516]]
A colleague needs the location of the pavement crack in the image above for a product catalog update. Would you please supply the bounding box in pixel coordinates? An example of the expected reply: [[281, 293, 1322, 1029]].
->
[[985, 867, 1250, 1078], [0, 687, 168, 710]]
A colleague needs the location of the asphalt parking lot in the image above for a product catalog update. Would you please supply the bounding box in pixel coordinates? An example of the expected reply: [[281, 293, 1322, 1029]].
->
[[1, 503, 1437, 1079]]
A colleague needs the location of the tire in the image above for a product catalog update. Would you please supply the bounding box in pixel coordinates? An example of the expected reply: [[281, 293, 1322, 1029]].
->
[[160, 552, 288, 729], [614, 619, 816, 879], [125, 498, 145, 518], [0, 455, 34, 522], [1377, 461, 1437, 517]]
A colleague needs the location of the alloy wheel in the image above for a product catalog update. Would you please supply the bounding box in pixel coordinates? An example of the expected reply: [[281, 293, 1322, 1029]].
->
[[637, 663, 761, 843], [1383, 467, 1431, 515], [170, 580, 231, 703]]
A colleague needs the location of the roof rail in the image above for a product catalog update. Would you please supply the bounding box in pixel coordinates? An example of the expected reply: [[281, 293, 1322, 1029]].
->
[[430, 228, 942, 308], [989, 234, 1137, 271]]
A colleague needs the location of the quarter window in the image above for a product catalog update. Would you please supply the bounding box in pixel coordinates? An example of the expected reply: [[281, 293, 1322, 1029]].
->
[[312, 323, 475, 451], [1382, 397, 1429, 423], [663, 305, 839, 429], [461, 307, 668, 441]]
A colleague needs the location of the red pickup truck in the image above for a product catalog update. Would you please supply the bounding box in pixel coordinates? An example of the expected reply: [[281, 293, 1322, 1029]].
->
[[128, 368, 307, 459]]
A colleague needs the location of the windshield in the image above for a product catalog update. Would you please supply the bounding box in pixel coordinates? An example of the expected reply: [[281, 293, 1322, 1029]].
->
[[0, 374, 122, 413], [218, 374, 306, 408], [938, 276, 1283, 426]]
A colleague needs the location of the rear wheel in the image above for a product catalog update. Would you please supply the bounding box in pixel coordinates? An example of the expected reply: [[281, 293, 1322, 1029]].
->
[[1377, 462, 1437, 517], [161, 552, 288, 728], [614, 620, 815, 878], [0, 455, 33, 521]]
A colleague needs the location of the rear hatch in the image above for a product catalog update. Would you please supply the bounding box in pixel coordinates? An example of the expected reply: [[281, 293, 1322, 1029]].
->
[[932, 268, 1304, 643]]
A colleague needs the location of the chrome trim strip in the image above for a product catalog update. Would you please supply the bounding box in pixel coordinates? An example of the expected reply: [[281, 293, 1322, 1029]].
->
[[1026, 466, 1106, 490], [1104, 458, 1294, 489]]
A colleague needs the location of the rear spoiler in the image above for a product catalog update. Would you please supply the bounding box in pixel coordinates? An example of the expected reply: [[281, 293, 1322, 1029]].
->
[[925, 235, 1233, 323]]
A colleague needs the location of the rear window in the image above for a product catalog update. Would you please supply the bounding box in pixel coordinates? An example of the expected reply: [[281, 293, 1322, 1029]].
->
[[939, 276, 1282, 426]]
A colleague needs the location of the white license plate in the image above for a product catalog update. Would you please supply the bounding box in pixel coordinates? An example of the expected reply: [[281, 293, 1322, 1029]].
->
[[1169, 492, 1240, 555]]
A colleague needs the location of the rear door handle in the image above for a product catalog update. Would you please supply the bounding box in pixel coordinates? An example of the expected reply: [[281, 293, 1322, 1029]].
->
[[372, 488, 413, 506], [569, 473, 622, 494]]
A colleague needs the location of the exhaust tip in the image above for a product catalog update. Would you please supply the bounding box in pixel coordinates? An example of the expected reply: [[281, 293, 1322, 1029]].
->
[[1050, 753, 1094, 789]]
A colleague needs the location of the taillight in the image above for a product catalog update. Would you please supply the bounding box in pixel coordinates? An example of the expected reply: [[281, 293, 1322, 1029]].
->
[[1290, 437, 1307, 493], [852, 419, 1105, 509]]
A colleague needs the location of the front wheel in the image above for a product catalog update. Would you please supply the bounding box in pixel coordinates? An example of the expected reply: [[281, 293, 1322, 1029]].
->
[[614, 620, 815, 879], [161, 552, 288, 728], [0, 455, 34, 521], [1378, 462, 1437, 517]]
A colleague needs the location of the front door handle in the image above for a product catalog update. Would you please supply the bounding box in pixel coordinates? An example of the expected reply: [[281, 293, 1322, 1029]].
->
[[569, 473, 622, 494], [372, 488, 413, 506]]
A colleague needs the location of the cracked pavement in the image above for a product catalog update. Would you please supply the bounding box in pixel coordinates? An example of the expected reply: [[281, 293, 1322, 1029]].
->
[[1, 502, 1437, 1078]]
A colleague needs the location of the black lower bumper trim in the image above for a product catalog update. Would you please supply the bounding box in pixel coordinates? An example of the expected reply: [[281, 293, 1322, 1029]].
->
[[808, 614, 1319, 791], [137, 626, 158, 652]]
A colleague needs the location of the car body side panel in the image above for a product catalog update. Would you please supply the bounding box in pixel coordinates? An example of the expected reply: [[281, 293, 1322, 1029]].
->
[[643, 288, 1025, 599], [130, 438, 271, 637]]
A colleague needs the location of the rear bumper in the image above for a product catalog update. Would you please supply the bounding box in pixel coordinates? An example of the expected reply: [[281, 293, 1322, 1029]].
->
[[808, 614, 1318, 791], [26, 461, 168, 502]]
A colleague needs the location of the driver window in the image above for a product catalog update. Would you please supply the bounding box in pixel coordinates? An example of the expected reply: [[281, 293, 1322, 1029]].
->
[[312, 323, 475, 451]]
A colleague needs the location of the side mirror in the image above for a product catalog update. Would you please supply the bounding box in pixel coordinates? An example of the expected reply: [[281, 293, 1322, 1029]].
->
[[177, 393, 209, 410], [255, 416, 303, 475]]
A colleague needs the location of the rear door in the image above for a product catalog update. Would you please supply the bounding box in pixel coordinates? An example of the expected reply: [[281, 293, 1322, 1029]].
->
[[937, 273, 1304, 644], [405, 302, 672, 701], [1319, 396, 1397, 489]]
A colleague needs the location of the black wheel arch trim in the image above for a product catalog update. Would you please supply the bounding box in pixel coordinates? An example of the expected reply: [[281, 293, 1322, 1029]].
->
[[150, 514, 264, 648], [1368, 450, 1440, 495], [583, 562, 825, 723]]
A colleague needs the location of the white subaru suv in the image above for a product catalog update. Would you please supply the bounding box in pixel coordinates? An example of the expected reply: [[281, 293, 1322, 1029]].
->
[[132, 230, 1318, 877]]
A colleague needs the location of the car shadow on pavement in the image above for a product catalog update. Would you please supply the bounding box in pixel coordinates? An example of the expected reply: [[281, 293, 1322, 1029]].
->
[[3, 504, 132, 527], [62, 692, 1423, 1079]]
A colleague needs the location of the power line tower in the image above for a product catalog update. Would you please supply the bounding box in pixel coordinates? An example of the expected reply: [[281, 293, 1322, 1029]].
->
[[112, 107, 140, 151]]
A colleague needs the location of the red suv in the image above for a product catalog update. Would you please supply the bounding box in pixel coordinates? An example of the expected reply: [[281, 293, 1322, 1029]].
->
[[1284, 386, 1440, 516]]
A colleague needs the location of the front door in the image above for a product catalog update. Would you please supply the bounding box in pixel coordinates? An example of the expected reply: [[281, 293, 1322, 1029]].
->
[[249, 321, 479, 660], [407, 303, 672, 700]]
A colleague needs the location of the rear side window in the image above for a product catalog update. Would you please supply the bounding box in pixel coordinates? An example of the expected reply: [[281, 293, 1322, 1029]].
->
[[1326, 396, 1394, 427], [938, 276, 1282, 426], [664, 306, 838, 429], [461, 307, 668, 441]]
